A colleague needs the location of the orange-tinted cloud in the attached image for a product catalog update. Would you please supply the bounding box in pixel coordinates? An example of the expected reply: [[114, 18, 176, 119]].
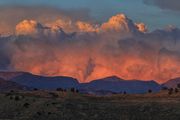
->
[[0, 6, 92, 35], [15, 20, 44, 36], [0, 13, 180, 83]]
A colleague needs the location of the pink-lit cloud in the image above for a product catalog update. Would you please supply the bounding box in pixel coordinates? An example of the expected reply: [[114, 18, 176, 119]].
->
[[0, 12, 180, 83]]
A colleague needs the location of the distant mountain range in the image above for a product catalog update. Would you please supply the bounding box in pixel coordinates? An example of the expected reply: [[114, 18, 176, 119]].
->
[[162, 78, 180, 88], [0, 71, 25, 80], [0, 71, 161, 94], [10, 72, 79, 90], [79, 76, 161, 94], [0, 71, 180, 94], [0, 78, 30, 91]]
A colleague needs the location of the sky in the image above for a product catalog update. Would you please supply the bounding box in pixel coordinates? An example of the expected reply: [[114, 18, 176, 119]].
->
[[0, 0, 180, 83], [0, 0, 180, 30]]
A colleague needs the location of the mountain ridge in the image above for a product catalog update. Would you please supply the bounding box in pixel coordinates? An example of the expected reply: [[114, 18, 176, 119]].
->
[[0, 71, 163, 94], [0, 78, 30, 91], [162, 77, 180, 88], [79, 76, 161, 94]]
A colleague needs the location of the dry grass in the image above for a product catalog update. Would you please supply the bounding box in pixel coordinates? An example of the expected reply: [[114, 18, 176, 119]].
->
[[0, 90, 180, 120]]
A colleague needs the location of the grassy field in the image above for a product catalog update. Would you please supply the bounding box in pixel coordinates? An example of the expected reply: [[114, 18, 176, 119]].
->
[[0, 90, 180, 120]]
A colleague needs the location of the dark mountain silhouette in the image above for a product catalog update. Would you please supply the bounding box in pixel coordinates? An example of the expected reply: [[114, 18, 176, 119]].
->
[[0, 71, 25, 80], [0, 78, 29, 91], [10, 72, 79, 90], [0, 72, 163, 94], [79, 76, 161, 94], [162, 78, 180, 88]]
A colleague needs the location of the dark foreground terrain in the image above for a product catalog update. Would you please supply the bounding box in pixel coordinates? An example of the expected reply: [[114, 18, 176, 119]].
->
[[0, 90, 180, 120]]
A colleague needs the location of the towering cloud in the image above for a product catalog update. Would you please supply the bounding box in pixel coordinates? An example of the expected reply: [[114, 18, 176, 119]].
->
[[0, 13, 180, 83], [15, 20, 45, 36], [0, 6, 92, 35], [101, 14, 135, 33]]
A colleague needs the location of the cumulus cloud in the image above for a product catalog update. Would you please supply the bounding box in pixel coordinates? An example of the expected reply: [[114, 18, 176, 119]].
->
[[0, 6, 92, 35], [0, 13, 180, 83], [15, 20, 45, 36], [144, 0, 180, 11]]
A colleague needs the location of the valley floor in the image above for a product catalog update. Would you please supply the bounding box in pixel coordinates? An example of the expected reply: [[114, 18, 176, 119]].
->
[[0, 91, 180, 120]]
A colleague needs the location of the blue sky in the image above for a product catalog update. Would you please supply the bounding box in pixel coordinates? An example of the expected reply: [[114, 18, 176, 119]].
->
[[0, 0, 179, 30]]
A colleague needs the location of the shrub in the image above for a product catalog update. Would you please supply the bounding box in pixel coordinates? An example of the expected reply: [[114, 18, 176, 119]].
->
[[112, 92, 117, 94], [52, 102, 57, 105], [23, 103, 30, 108], [48, 112, 52, 115], [76, 89, 79, 93], [15, 96, 20, 101], [168, 88, 173, 95], [49, 92, 58, 98], [162, 87, 168, 90], [33, 88, 38, 91], [10, 90, 14, 93], [175, 88, 179, 93], [10, 96, 13, 100], [56, 88, 63, 91], [37, 112, 41, 116], [177, 83, 180, 89], [148, 89, 152, 93], [70, 88, 75, 92], [63, 89, 67, 92]]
